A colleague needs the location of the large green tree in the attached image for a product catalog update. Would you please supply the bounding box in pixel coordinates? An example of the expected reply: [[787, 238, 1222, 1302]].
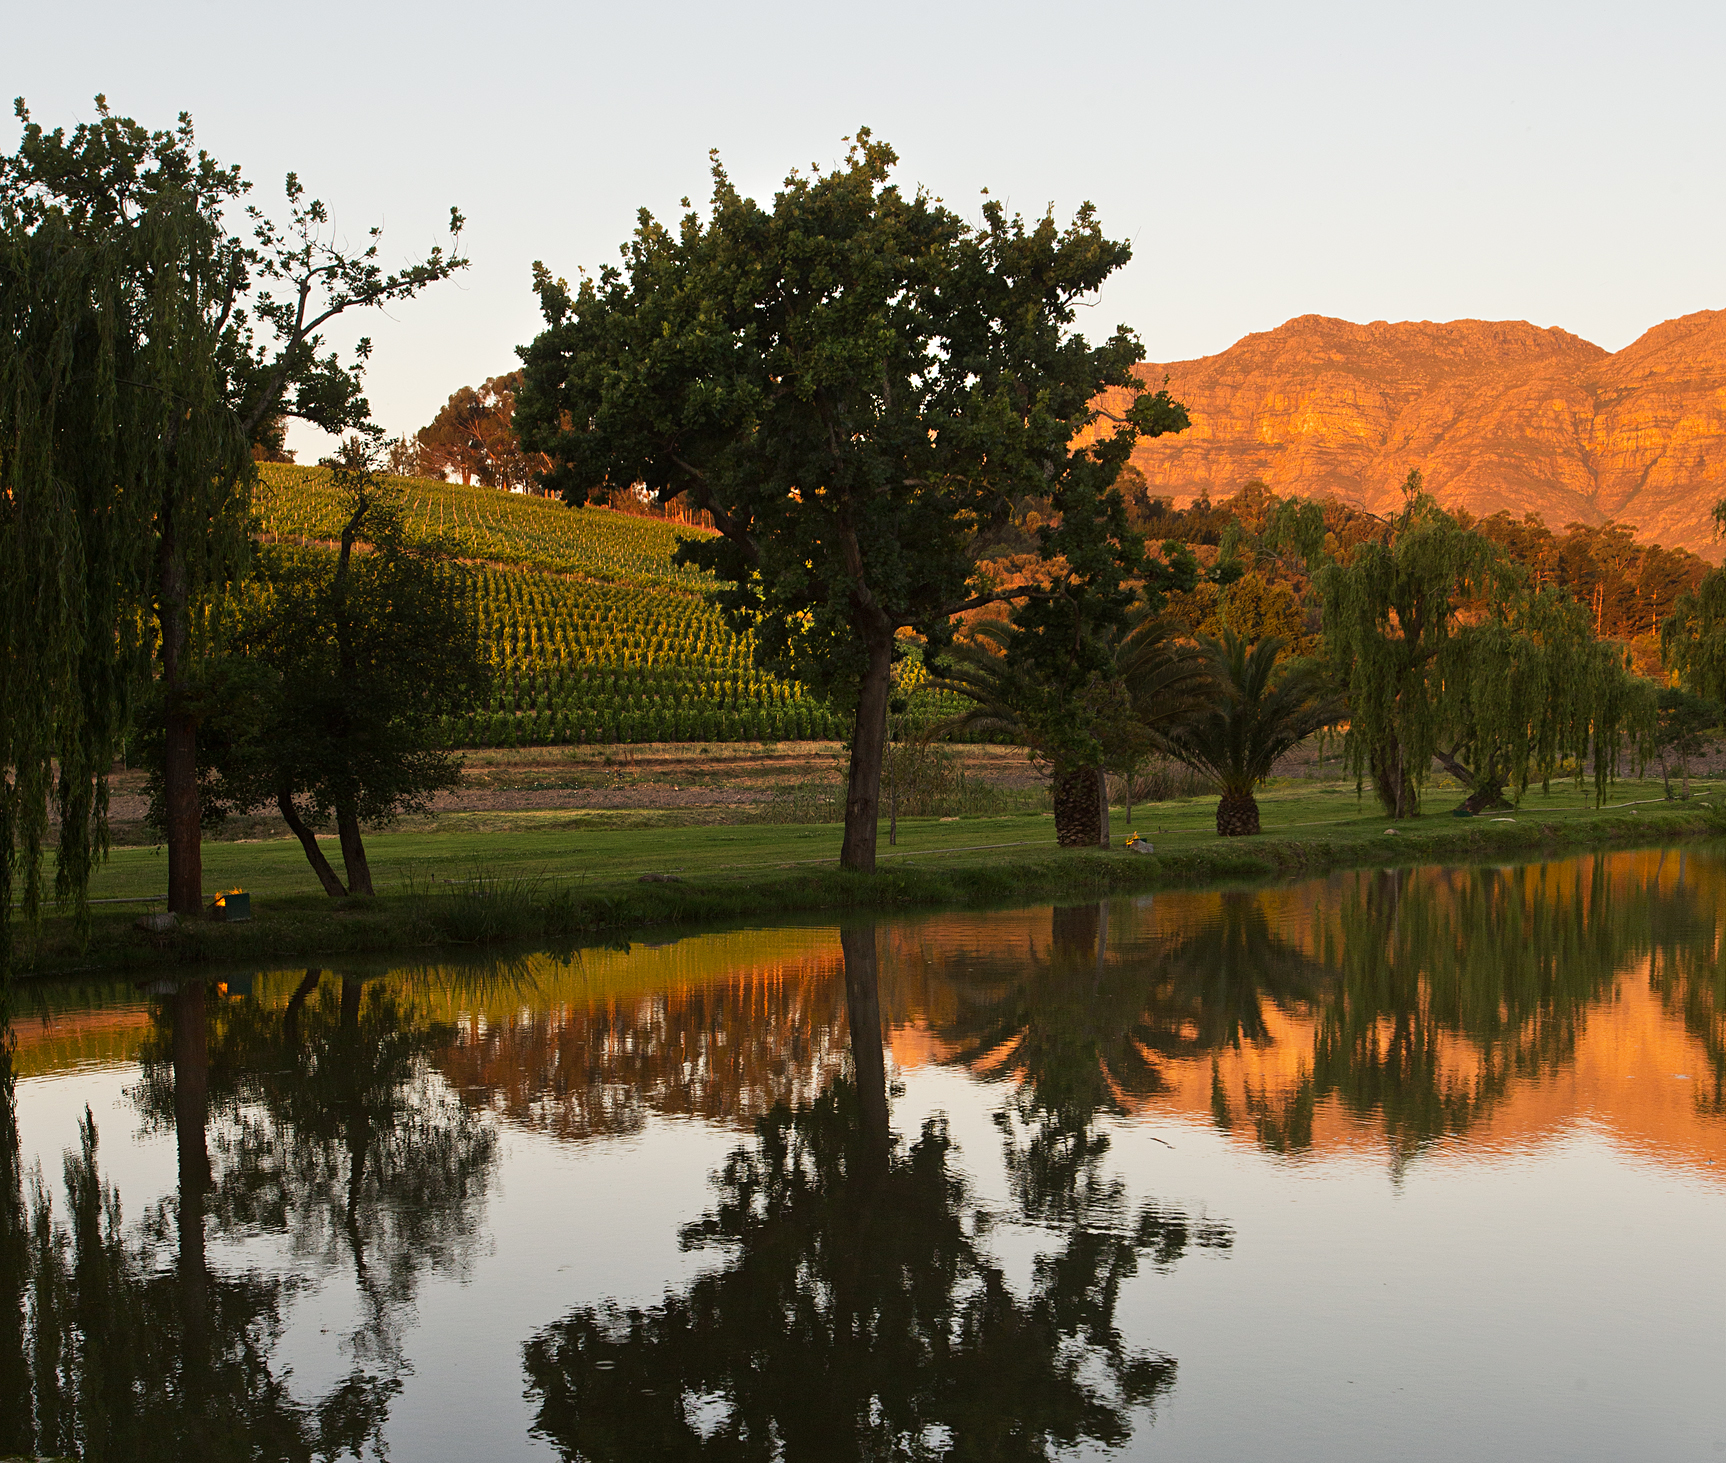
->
[[517, 132, 1176, 871], [1660, 523, 1726, 708], [0, 98, 464, 939]]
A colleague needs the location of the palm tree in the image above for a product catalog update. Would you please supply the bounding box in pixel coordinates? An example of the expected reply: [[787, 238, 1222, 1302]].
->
[[932, 613, 1215, 846], [1164, 630, 1342, 836]]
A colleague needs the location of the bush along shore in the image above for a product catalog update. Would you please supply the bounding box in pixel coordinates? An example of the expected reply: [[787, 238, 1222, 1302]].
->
[[8, 798, 1722, 980]]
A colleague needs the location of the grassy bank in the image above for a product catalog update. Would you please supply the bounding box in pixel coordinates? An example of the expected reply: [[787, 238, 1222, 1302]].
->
[[9, 775, 1723, 979]]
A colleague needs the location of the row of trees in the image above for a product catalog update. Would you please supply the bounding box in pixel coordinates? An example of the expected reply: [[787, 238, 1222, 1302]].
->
[[920, 471, 1666, 841], [6, 105, 1726, 939], [1121, 474, 1711, 659], [509, 133, 1721, 861]]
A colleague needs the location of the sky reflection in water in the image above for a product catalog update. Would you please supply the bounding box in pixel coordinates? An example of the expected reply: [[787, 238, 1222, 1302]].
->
[[3, 847, 1724, 1460]]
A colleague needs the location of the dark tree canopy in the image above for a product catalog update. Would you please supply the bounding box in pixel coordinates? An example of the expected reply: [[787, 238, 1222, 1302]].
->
[[517, 131, 1175, 870], [1661, 542, 1726, 712]]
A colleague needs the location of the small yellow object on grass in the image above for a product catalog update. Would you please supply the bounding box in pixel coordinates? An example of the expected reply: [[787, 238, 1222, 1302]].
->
[[210, 888, 252, 922]]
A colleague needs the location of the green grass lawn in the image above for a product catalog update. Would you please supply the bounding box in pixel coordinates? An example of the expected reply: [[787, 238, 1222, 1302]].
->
[[75, 773, 1717, 908]]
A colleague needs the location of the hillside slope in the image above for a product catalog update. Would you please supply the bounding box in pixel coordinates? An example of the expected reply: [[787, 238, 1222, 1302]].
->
[[1106, 310, 1726, 557], [254, 466, 847, 745]]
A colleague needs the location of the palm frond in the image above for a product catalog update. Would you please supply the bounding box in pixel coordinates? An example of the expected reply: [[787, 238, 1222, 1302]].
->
[[1165, 630, 1344, 795]]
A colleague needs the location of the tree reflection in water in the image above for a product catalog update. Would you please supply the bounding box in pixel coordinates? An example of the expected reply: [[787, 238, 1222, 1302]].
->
[[1307, 858, 1713, 1164], [1, 969, 498, 1460], [935, 860, 1726, 1168], [523, 923, 1230, 1462]]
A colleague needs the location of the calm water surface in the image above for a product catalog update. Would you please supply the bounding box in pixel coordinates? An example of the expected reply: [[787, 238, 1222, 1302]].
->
[[3, 848, 1725, 1460]]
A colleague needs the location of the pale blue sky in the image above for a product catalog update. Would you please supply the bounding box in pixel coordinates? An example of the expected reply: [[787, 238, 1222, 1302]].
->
[[11, 1, 1725, 457]]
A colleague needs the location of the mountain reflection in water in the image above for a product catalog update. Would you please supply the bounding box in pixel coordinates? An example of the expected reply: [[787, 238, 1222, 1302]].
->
[[1, 846, 1724, 1460]]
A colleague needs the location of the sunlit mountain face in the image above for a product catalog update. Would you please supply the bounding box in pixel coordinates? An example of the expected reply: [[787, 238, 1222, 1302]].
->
[[5, 847, 1724, 1460], [1098, 311, 1726, 558]]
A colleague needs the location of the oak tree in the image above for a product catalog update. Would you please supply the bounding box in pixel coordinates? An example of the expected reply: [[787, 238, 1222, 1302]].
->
[[156, 445, 489, 897], [518, 132, 1175, 870]]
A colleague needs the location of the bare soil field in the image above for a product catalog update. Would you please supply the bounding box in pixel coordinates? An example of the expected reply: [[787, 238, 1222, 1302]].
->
[[99, 742, 1048, 845]]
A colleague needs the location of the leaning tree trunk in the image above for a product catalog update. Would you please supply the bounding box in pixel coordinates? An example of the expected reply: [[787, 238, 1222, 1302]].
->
[[840, 629, 895, 874], [158, 509, 204, 918], [1432, 748, 1511, 814], [278, 791, 348, 896], [1215, 791, 1261, 836], [1053, 766, 1106, 847]]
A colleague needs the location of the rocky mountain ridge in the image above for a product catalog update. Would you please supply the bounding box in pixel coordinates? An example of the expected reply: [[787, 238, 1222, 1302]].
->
[[1108, 310, 1726, 557]]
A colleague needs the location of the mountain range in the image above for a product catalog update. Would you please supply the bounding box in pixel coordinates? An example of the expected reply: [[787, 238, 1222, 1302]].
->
[[1106, 309, 1726, 558]]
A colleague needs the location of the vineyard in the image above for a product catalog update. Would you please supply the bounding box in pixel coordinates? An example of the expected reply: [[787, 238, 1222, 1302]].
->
[[256, 466, 966, 746], [255, 464, 713, 588], [443, 563, 845, 745]]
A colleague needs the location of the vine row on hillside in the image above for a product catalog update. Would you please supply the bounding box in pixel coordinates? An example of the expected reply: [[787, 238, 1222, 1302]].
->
[[435, 563, 967, 746], [255, 463, 715, 587]]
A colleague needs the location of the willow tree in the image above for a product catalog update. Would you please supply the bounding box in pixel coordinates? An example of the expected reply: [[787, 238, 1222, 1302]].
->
[[1308, 474, 1652, 817], [0, 98, 464, 938], [517, 131, 1176, 872], [1660, 543, 1726, 706]]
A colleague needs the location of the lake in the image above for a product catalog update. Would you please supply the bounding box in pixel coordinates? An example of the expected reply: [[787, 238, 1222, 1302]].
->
[[3, 847, 1724, 1460]]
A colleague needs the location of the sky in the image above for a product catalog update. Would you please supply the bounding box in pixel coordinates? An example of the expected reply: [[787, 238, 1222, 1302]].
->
[[10, 0, 1726, 458]]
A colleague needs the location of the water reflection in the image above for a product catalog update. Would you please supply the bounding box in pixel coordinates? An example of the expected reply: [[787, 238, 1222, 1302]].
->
[[4, 969, 496, 1460], [1, 848, 1725, 1459], [522, 923, 1229, 1461]]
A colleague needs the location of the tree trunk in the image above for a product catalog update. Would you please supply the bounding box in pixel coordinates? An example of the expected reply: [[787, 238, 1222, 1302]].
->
[[840, 924, 891, 1175], [336, 802, 375, 896], [1432, 747, 1511, 814], [1458, 783, 1512, 815], [840, 631, 894, 873], [1097, 768, 1111, 848], [158, 513, 203, 917], [1215, 791, 1261, 836], [1369, 736, 1418, 819], [1051, 900, 1101, 956], [338, 977, 371, 1242], [1053, 766, 1104, 847], [278, 791, 348, 896]]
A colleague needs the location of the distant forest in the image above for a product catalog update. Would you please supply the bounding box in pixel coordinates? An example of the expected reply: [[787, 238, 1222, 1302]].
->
[[1116, 470, 1705, 675]]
